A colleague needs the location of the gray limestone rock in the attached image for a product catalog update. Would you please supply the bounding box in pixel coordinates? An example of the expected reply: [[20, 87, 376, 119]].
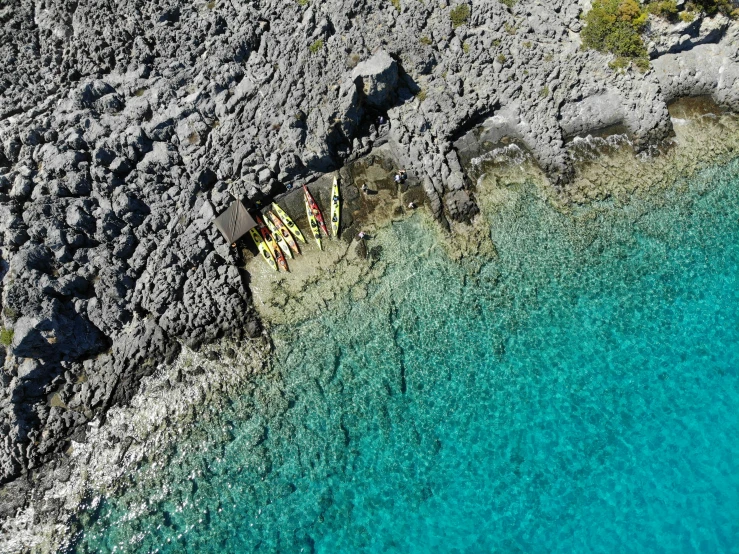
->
[[1, 0, 739, 539], [352, 50, 399, 108]]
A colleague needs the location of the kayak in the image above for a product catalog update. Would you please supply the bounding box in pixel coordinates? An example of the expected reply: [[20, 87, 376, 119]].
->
[[260, 214, 293, 259], [250, 228, 277, 272], [269, 211, 300, 257], [303, 185, 328, 236], [272, 202, 306, 244], [258, 220, 288, 272], [330, 176, 340, 237], [304, 189, 322, 251]]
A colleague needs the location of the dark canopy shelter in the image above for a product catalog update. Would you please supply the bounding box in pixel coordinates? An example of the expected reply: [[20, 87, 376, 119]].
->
[[213, 200, 257, 243]]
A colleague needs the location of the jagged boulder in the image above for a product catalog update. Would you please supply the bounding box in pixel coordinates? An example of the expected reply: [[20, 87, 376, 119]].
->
[[352, 50, 399, 108], [11, 301, 108, 361]]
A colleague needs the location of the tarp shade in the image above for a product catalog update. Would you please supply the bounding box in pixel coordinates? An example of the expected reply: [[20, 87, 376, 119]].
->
[[213, 200, 257, 243]]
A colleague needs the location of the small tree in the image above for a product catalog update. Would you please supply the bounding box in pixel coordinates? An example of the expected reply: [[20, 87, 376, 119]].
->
[[450, 4, 471, 28], [582, 0, 649, 65]]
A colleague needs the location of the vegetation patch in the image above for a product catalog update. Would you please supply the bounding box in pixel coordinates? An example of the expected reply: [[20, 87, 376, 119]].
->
[[3, 307, 18, 322], [685, 0, 735, 16], [0, 327, 14, 348], [297, 0, 309, 5], [390, 0, 401, 11], [633, 57, 651, 72], [608, 56, 630, 71], [646, 0, 678, 19], [419, 36, 432, 46], [582, 0, 650, 69], [309, 38, 324, 55], [539, 86, 550, 98], [450, 4, 471, 28], [500, 0, 518, 7], [463, 41, 470, 53]]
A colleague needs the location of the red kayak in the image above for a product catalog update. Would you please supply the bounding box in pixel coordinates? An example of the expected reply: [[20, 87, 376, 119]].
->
[[303, 185, 329, 236], [256, 215, 288, 272]]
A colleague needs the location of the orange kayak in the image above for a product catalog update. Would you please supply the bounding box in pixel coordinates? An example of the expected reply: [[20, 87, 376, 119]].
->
[[269, 211, 300, 256], [257, 218, 288, 272], [303, 185, 328, 236]]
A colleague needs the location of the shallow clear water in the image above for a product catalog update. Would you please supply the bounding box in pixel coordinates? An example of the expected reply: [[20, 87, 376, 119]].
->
[[73, 159, 739, 553]]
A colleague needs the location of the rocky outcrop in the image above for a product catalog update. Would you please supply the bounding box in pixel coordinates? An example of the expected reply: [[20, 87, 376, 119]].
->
[[0, 0, 738, 545], [652, 23, 739, 109]]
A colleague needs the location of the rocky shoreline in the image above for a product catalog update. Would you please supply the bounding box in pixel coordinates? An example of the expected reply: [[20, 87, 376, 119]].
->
[[1, 1, 739, 551]]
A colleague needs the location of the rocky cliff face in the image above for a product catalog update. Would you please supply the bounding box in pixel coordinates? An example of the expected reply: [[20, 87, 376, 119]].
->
[[0, 0, 738, 535]]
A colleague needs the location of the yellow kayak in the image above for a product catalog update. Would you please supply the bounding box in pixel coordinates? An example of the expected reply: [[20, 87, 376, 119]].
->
[[304, 193, 322, 250], [272, 203, 306, 244], [330, 176, 340, 237], [269, 211, 300, 257], [262, 214, 293, 259], [250, 228, 277, 272]]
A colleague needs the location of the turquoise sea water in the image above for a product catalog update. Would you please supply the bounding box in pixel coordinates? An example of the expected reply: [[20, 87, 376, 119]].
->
[[72, 159, 739, 553]]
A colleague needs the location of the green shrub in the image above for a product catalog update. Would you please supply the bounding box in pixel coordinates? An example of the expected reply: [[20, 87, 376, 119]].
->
[[419, 36, 432, 46], [608, 56, 630, 70], [450, 4, 471, 28], [679, 10, 696, 21], [646, 0, 678, 18], [309, 39, 324, 54], [581, 0, 648, 59], [634, 57, 651, 72], [0, 328, 13, 347], [390, 0, 401, 11], [539, 86, 550, 98], [500, 0, 518, 7], [497, 54, 507, 63], [416, 89, 427, 101], [492, 39, 501, 47], [297, 0, 309, 5], [522, 41, 532, 48], [607, 56, 650, 72], [687, 0, 735, 16], [504, 22, 516, 34], [463, 41, 470, 53]]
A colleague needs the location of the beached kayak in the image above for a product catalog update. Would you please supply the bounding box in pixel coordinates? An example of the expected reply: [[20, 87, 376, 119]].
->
[[271, 202, 306, 244], [330, 176, 340, 237], [269, 211, 300, 256], [250, 228, 277, 272], [304, 189, 323, 250], [304, 185, 329, 236], [260, 214, 293, 259], [258, 222, 288, 272]]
